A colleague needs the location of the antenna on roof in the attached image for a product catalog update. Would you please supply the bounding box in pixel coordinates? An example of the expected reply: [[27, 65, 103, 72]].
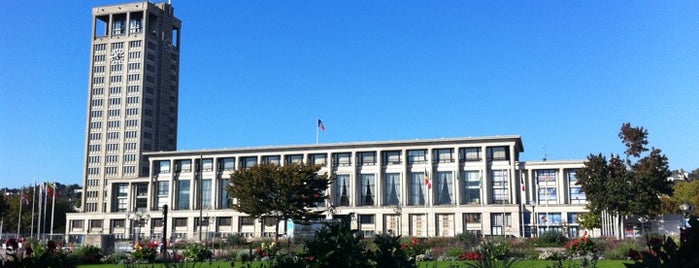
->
[[543, 144, 548, 161]]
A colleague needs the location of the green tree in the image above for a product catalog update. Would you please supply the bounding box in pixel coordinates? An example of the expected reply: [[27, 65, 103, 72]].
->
[[227, 162, 331, 240], [577, 123, 672, 231], [672, 180, 699, 216]]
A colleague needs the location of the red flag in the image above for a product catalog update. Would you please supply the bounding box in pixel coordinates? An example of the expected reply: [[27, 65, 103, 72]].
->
[[317, 119, 325, 131], [424, 168, 432, 190], [21, 191, 29, 205], [521, 176, 526, 191]]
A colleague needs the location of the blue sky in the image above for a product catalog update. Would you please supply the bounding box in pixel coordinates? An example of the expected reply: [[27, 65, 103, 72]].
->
[[1, 1, 697, 188]]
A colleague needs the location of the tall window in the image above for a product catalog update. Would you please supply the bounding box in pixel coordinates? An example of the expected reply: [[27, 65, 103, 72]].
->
[[285, 154, 303, 164], [335, 175, 350, 206], [157, 181, 169, 210], [202, 158, 213, 171], [262, 155, 280, 165], [491, 213, 512, 235], [115, 183, 128, 212], [407, 150, 427, 164], [384, 173, 401, 205], [435, 171, 453, 205], [360, 174, 375, 206], [461, 170, 482, 205], [536, 170, 557, 204], [176, 180, 190, 210], [201, 179, 212, 209], [240, 157, 257, 169], [568, 170, 585, 204], [409, 172, 426, 206], [219, 179, 230, 209], [159, 161, 170, 173], [491, 170, 509, 204]]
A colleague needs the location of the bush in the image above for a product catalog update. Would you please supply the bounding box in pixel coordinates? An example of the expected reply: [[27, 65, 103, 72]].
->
[[131, 241, 158, 263], [601, 238, 643, 260], [77, 244, 102, 264], [538, 230, 568, 247], [564, 232, 596, 256], [184, 242, 212, 262]]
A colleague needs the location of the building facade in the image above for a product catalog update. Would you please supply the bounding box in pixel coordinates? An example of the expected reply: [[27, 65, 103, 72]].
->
[[67, 136, 588, 240], [67, 2, 590, 241], [82, 2, 181, 213]]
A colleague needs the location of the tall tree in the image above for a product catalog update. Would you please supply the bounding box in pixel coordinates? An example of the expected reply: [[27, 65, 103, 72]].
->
[[227, 162, 331, 240], [672, 180, 699, 216], [577, 123, 672, 234]]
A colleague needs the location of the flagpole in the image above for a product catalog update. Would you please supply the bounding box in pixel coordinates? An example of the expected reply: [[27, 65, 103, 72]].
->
[[43, 182, 48, 240], [37, 183, 43, 240], [17, 189, 23, 238], [50, 182, 56, 239], [31, 179, 36, 239]]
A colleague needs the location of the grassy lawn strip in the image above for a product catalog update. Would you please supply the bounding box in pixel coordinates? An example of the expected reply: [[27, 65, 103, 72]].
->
[[78, 260, 634, 268]]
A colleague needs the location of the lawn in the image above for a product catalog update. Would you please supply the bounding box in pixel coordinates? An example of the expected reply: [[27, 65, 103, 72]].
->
[[78, 260, 634, 268]]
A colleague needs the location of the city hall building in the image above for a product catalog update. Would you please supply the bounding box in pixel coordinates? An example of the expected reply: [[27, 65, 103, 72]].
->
[[65, 1, 589, 241]]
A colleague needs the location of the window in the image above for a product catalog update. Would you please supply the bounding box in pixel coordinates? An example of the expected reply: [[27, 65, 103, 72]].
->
[[176, 180, 190, 210], [92, 76, 105, 85], [219, 157, 235, 171], [123, 154, 136, 162], [382, 151, 401, 165], [240, 217, 255, 226], [239, 157, 257, 169], [358, 152, 376, 165], [90, 110, 103, 118], [487, 146, 509, 161], [384, 173, 401, 205], [176, 159, 191, 172], [126, 96, 139, 105], [127, 85, 140, 94], [464, 213, 481, 223], [434, 149, 454, 163], [202, 158, 213, 171], [461, 170, 482, 205], [106, 155, 118, 163], [108, 98, 121, 106], [94, 54, 106, 62], [126, 108, 138, 116], [332, 152, 351, 166], [568, 170, 585, 203], [407, 150, 427, 164], [567, 213, 579, 224], [334, 174, 350, 206], [128, 62, 141, 71], [109, 86, 121, 95], [112, 219, 125, 228], [129, 40, 142, 48], [219, 179, 230, 209], [106, 143, 119, 151], [460, 147, 481, 162], [127, 74, 140, 83], [409, 172, 426, 205], [201, 179, 212, 209], [536, 170, 557, 204], [360, 174, 375, 206], [108, 109, 120, 117], [261, 155, 280, 165], [435, 171, 453, 205], [125, 119, 138, 127], [159, 161, 171, 173], [157, 181, 169, 209], [359, 215, 375, 224], [218, 217, 232, 226], [110, 64, 123, 72], [71, 220, 84, 230], [94, 44, 106, 51], [174, 218, 187, 227], [285, 154, 303, 164], [129, 51, 141, 59], [309, 153, 327, 166], [89, 133, 102, 141], [125, 131, 137, 139], [110, 75, 122, 83], [538, 213, 562, 225], [107, 120, 120, 129], [491, 170, 509, 204]]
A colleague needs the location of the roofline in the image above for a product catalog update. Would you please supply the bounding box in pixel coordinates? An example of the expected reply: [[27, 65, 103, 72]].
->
[[144, 135, 524, 157]]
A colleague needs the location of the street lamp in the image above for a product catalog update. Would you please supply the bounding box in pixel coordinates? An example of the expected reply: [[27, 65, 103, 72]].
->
[[638, 216, 648, 237], [529, 200, 537, 238], [126, 211, 150, 245], [679, 203, 695, 227]]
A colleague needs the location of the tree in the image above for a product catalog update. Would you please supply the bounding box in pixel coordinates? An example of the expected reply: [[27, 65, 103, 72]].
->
[[577, 123, 672, 235], [672, 180, 699, 217], [227, 162, 331, 240]]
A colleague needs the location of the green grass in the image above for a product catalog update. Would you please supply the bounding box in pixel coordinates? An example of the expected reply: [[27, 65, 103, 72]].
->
[[79, 260, 634, 268]]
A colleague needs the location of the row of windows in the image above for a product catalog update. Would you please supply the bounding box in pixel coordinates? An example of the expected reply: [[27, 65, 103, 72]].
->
[[156, 147, 510, 174]]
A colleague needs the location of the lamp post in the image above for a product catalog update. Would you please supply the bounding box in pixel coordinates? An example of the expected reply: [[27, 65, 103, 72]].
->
[[393, 203, 402, 236], [679, 203, 695, 227], [126, 211, 150, 245], [529, 200, 537, 238], [638, 216, 648, 237]]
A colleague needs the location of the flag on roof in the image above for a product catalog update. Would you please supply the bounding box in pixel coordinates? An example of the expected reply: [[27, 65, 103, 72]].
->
[[317, 119, 325, 131]]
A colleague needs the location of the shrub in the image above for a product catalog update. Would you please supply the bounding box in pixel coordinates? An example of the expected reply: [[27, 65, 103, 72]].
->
[[601, 238, 643, 260], [77, 244, 102, 264], [303, 222, 370, 267], [184, 242, 212, 262], [369, 233, 415, 267], [538, 230, 568, 247], [131, 241, 158, 263], [564, 232, 597, 256]]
